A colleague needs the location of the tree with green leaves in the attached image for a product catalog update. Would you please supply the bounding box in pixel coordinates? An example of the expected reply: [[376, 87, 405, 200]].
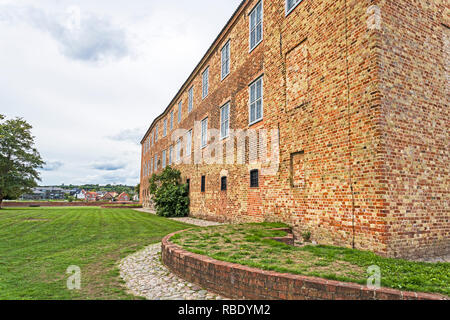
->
[[149, 167, 189, 217], [0, 115, 44, 208]]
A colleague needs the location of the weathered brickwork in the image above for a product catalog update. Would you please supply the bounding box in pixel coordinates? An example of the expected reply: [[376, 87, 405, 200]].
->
[[140, 0, 449, 259]]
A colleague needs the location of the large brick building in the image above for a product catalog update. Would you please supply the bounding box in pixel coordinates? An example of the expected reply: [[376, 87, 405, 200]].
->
[[140, 0, 449, 259]]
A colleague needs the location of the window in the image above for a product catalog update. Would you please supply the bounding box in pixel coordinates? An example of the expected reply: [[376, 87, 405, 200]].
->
[[170, 110, 174, 130], [250, 169, 259, 188], [249, 77, 263, 124], [220, 102, 230, 139], [186, 130, 192, 157], [201, 118, 208, 148], [286, 0, 302, 15], [188, 87, 194, 112], [169, 145, 173, 165], [186, 179, 190, 193], [154, 154, 158, 171], [221, 41, 230, 80], [202, 67, 209, 99], [176, 139, 181, 162], [150, 159, 153, 174], [162, 150, 166, 168], [201, 176, 206, 193], [249, 1, 263, 51], [178, 101, 182, 123], [221, 176, 227, 191], [163, 119, 167, 137], [151, 132, 154, 146], [155, 125, 159, 142]]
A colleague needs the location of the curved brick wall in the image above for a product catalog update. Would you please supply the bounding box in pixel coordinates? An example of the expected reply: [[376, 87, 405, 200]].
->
[[162, 231, 447, 300]]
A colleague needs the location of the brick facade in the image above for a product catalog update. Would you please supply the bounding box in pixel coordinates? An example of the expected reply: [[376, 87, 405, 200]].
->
[[141, 0, 449, 259]]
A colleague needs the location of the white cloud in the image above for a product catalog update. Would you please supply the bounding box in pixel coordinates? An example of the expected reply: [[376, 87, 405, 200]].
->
[[0, 4, 129, 63], [0, 0, 242, 186]]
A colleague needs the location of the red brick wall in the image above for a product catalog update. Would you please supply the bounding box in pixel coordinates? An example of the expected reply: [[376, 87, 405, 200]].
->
[[141, 0, 449, 259], [162, 231, 447, 300]]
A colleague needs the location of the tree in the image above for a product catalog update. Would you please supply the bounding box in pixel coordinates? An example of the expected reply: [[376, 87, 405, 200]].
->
[[135, 183, 140, 196], [149, 167, 189, 217], [0, 115, 44, 208]]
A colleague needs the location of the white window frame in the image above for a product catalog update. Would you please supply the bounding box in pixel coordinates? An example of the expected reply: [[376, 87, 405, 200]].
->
[[221, 40, 230, 80], [186, 129, 192, 158], [220, 102, 230, 140], [178, 101, 182, 123], [154, 154, 158, 171], [163, 119, 167, 137], [202, 67, 209, 99], [249, 1, 263, 52], [188, 87, 194, 112], [201, 118, 208, 149], [170, 110, 174, 130], [249, 76, 264, 125], [155, 125, 159, 142], [286, 0, 302, 16], [162, 150, 166, 169], [176, 139, 181, 162], [169, 145, 173, 165]]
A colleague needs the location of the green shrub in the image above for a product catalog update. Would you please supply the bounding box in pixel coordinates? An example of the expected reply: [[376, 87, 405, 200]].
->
[[149, 167, 189, 218]]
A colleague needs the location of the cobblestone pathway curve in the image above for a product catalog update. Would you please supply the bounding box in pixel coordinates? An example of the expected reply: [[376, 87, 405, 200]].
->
[[119, 215, 226, 300]]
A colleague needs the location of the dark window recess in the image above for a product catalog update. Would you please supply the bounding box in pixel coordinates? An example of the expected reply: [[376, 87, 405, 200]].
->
[[221, 176, 227, 191], [250, 169, 259, 188], [186, 179, 190, 193], [201, 176, 206, 193]]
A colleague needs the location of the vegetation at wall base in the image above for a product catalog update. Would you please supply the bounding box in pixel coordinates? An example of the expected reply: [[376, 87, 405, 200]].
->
[[149, 167, 189, 218], [171, 223, 450, 296]]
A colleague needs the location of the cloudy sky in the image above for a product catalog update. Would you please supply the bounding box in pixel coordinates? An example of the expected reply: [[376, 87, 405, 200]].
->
[[0, 0, 242, 186]]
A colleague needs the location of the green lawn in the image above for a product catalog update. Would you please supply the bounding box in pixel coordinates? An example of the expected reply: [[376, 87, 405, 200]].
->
[[171, 223, 450, 296], [0, 207, 189, 300]]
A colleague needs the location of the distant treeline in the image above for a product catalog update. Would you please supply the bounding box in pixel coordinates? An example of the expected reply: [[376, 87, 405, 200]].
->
[[45, 184, 136, 195]]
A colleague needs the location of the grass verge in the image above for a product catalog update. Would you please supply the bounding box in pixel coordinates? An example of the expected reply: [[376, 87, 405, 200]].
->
[[171, 223, 449, 296], [0, 207, 188, 300]]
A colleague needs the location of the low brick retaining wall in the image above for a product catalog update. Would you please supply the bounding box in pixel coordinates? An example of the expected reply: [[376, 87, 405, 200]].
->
[[2, 201, 133, 208], [162, 231, 447, 300]]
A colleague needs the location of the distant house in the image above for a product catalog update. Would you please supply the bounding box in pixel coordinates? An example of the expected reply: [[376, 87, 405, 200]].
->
[[101, 192, 117, 202], [85, 192, 98, 202], [75, 190, 86, 200], [117, 192, 130, 202]]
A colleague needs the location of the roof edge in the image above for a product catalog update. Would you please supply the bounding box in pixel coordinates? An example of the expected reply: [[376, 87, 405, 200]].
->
[[140, 0, 249, 144]]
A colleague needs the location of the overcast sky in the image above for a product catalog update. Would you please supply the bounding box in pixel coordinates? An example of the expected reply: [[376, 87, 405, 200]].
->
[[0, 0, 242, 186]]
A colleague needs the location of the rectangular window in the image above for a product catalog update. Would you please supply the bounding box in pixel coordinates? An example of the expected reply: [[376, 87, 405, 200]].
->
[[249, 1, 263, 51], [163, 119, 167, 137], [220, 102, 230, 139], [186, 130, 192, 157], [170, 110, 174, 130], [250, 169, 259, 188], [176, 139, 181, 162], [201, 118, 208, 148], [155, 125, 159, 142], [162, 150, 166, 168], [202, 67, 209, 99], [186, 179, 190, 193], [151, 132, 154, 146], [221, 176, 227, 191], [178, 101, 182, 123], [221, 41, 230, 80], [249, 77, 263, 124], [169, 145, 173, 165], [188, 87, 194, 112], [201, 176, 206, 193], [150, 159, 153, 174], [154, 154, 158, 171], [286, 0, 302, 15]]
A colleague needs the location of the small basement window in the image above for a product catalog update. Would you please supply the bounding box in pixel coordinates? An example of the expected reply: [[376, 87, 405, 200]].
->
[[201, 176, 206, 193], [221, 176, 227, 191], [250, 169, 259, 188]]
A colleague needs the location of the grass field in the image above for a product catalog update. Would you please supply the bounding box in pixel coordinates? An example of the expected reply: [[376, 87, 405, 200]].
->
[[171, 223, 450, 296], [0, 207, 189, 300]]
